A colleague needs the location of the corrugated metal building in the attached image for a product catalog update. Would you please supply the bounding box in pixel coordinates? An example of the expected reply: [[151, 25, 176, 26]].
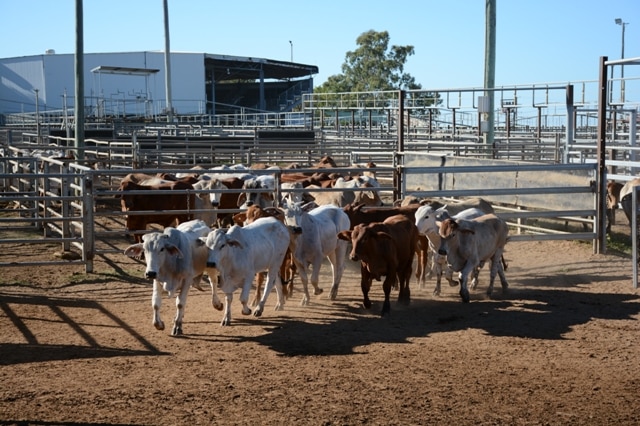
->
[[0, 50, 318, 117]]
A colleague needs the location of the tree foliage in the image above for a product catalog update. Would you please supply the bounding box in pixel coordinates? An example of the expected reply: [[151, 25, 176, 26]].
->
[[315, 30, 421, 93]]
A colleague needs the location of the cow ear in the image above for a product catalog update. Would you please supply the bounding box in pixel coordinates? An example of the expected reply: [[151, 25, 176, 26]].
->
[[375, 231, 394, 240], [456, 221, 476, 234], [123, 244, 144, 259], [337, 230, 352, 241], [436, 210, 451, 222], [166, 244, 184, 258], [237, 193, 246, 207], [228, 239, 244, 249]]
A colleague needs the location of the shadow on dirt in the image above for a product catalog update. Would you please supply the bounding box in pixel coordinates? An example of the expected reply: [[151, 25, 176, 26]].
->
[[0, 294, 166, 366], [248, 288, 640, 356]]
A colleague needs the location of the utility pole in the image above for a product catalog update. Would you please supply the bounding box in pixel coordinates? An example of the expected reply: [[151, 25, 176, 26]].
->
[[75, 0, 84, 160], [483, 0, 496, 145], [163, 0, 174, 122]]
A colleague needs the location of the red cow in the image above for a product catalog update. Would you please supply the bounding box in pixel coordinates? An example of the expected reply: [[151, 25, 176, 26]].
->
[[338, 214, 419, 316], [343, 202, 429, 288], [118, 178, 196, 243]]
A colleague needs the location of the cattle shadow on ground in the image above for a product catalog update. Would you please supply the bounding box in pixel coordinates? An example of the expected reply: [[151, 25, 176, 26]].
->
[[0, 294, 166, 366], [245, 289, 640, 356]]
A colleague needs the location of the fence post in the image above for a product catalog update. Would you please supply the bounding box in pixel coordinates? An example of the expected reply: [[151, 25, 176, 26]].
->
[[596, 56, 608, 254], [82, 172, 95, 273]]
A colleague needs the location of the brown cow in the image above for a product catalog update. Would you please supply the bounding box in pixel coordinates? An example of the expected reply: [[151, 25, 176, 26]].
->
[[606, 180, 624, 233], [213, 176, 247, 227], [338, 214, 419, 316], [118, 178, 196, 243], [343, 203, 429, 288]]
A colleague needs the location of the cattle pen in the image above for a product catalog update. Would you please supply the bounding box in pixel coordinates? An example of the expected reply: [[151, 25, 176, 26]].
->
[[1, 65, 639, 279], [0, 136, 603, 271], [2, 75, 640, 424]]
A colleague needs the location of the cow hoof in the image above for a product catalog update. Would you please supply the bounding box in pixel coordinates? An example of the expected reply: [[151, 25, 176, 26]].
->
[[221, 318, 231, 326], [171, 326, 183, 336], [363, 300, 372, 309], [241, 306, 252, 316], [212, 302, 223, 311], [432, 289, 441, 297], [459, 289, 470, 303], [329, 288, 338, 300], [253, 308, 263, 317], [154, 321, 165, 331], [314, 288, 323, 296], [300, 297, 309, 307], [274, 303, 284, 311]]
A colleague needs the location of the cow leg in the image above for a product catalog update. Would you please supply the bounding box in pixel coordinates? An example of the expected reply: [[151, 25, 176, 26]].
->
[[470, 261, 484, 290], [239, 279, 253, 316], [254, 269, 284, 317], [221, 292, 233, 326], [327, 252, 342, 301], [152, 279, 165, 331], [397, 264, 412, 306], [294, 258, 312, 306], [207, 273, 223, 311], [487, 251, 509, 297], [328, 241, 347, 300], [458, 263, 476, 303], [381, 275, 395, 317], [308, 258, 325, 301], [416, 242, 428, 290], [433, 256, 444, 296], [360, 265, 373, 310], [251, 272, 266, 308], [171, 283, 189, 336]]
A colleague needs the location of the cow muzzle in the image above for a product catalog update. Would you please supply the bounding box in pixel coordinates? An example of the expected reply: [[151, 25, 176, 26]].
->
[[349, 254, 359, 261], [145, 271, 157, 279], [438, 249, 447, 256], [206, 261, 217, 268]]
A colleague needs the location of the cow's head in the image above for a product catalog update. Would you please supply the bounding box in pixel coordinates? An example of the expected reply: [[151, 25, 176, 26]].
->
[[415, 204, 439, 236], [194, 177, 224, 207], [437, 218, 475, 256], [203, 227, 243, 271], [281, 200, 303, 233], [124, 230, 184, 289], [339, 223, 392, 262], [237, 177, 275, 209]]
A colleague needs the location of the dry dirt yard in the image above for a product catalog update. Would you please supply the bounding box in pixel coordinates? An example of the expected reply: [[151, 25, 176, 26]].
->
[[1, 223, 640, 425]]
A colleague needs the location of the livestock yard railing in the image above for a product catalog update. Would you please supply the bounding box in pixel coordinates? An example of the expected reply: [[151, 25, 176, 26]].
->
[[399, 152, 598, 244], [1, 145, 601, 272]]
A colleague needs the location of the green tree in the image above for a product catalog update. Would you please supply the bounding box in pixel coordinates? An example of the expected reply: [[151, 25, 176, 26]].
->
[[315, 30, 421, 93]]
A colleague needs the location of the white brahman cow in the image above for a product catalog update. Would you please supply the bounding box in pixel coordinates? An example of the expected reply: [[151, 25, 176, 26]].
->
[[415, 205, 488, 295], [123, 219, 220, 336], [237, 175, 276, 209], [437, 214, 510, 303], [202, 216, 290, 326], [306, 176, 383, 207], [281, 200, 350, 303]]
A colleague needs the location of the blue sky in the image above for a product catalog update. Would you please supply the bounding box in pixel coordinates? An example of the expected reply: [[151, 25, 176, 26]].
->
[[3, 0, 639, 90]]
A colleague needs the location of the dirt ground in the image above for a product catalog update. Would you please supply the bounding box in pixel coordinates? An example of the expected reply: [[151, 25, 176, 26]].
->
[[1, 218, 640, 425]]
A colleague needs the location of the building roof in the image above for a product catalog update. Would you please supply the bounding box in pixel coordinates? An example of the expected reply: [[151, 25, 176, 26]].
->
[[204, 53, 318, 81]]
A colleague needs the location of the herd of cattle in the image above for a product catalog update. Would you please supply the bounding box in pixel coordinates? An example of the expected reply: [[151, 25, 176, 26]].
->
[[117, 156, 510, 336]]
